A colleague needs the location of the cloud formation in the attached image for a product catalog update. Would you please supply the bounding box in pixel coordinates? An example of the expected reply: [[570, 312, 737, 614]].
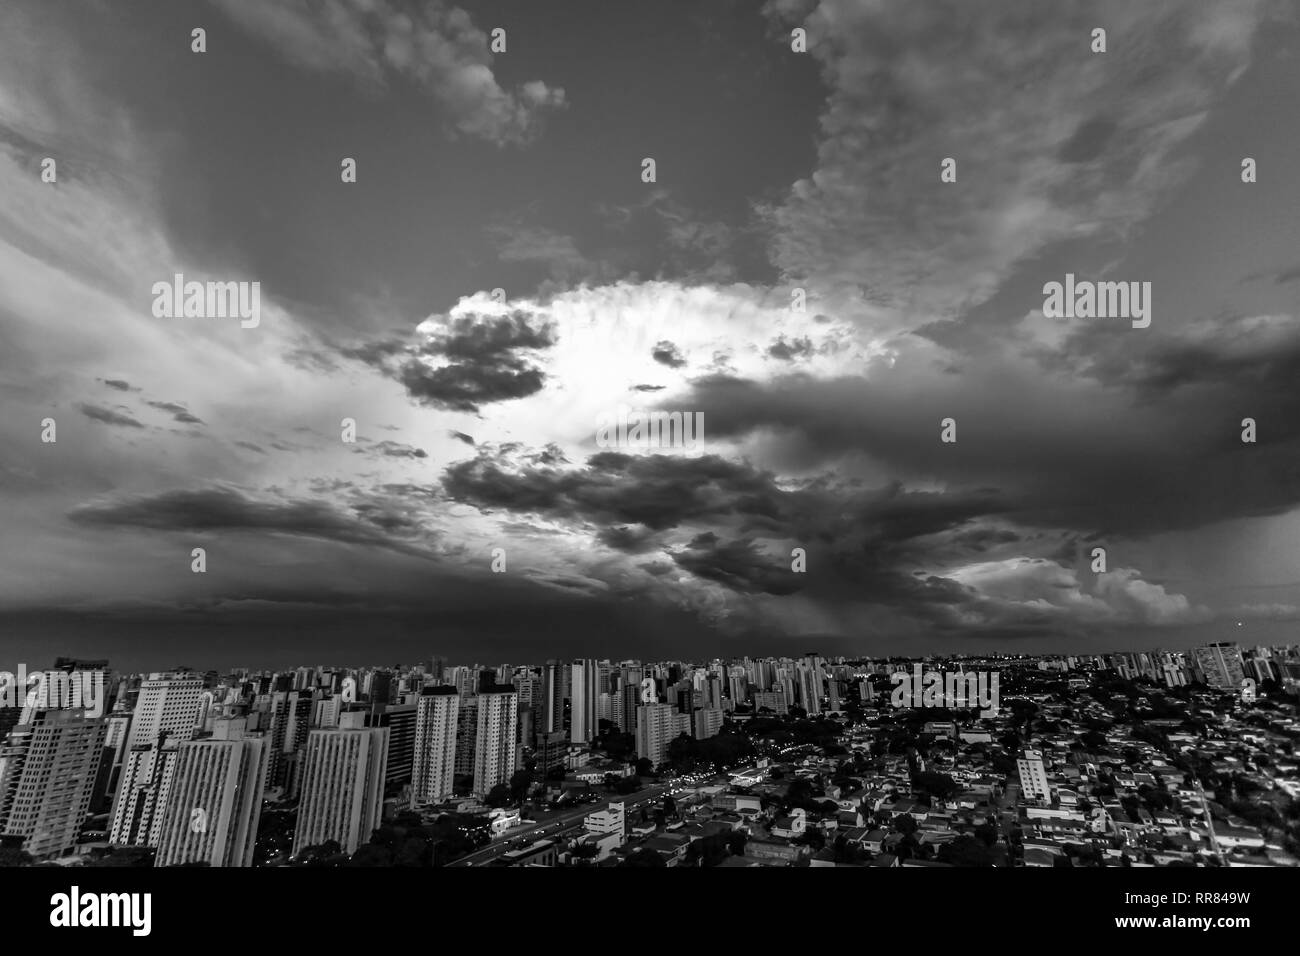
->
[[211, 0, 566, 145]]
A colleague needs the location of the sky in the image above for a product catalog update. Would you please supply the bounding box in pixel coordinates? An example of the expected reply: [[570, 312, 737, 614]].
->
[[2, 0, 1299, 671]]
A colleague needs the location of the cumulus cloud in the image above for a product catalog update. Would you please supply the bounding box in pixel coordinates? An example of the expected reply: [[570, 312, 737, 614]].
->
[[211, 0, 566, 145]]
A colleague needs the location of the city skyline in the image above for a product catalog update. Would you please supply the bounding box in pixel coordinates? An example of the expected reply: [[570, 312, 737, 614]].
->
[[1, 639, 1294, 871]]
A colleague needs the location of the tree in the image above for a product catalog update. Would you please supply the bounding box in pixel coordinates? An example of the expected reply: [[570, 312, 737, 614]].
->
[[912, 771, 958, 800], [347, 844, 394, 867], [793, 828, 826, 850], [1079, 730, 1108, 750], [937, 835, 994, 867], [509, 768, 533, 804], [485, 784, 512, 808]]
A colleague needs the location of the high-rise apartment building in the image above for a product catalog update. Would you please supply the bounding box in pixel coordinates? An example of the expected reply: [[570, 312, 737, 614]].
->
[[411, 687, 459, 807], [154, 717, 269, 868], [293, 713, 388, 856], [109, 736, 179, 848], [635, 703, 690, 770], [0, 709, 108, 860], [372, 702, 416, 785], [570, 659, 599, 743], [473, 688, 518, 798], [123, 675, 204, 756], [1193, 642, 1246, 690]]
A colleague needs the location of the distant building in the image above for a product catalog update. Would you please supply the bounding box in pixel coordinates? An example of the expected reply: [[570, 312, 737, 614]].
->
[[635, 703, 690, 769], [692, 707, 724, 741], [1017, 749, 1051, 802], [1193, 643, 1245, 690]]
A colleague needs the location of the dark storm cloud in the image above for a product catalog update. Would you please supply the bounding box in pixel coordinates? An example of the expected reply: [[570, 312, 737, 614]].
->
[[438, 444, 1042, 631], [67, 485, 433, 558], [1056, 314, 1300, 405], [671, 534, 805, 596], [598, 525, 662, 554], [443, 449, 792, 532], [77, 403, 144, 428], [399, 361, 544, 413], [1056, 116, 1119, 164], [677, 368, 1300, 537], [347, 311, 554, 413], [651, 341, 686, 368], [767, 335, 814, 361]]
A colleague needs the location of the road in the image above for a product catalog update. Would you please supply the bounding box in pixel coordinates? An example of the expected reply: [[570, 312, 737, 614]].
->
[[447, 779, 678, 868]]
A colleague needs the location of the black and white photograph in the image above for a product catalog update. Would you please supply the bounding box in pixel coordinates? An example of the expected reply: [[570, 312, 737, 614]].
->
[[0, 0, 1297, 931]]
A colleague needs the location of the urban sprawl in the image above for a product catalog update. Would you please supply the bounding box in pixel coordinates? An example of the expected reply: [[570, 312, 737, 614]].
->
[[1, 641, 1298, 869]]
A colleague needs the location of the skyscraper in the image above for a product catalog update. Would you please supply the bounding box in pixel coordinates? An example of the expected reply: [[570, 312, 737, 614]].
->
[[0, 709, 108, 860], [155, 717, 269, 868], [473, 687, 518, 798], [123, 675, 205, 755], [570, 659, 598, 743], [109, 735, 179, 848], [293, 713, 388, 856], [455, 697, 478, 776], [411, 687, 459, 807], [1193, 642, 1246, 689], [635, 703, 690, 770], [541, 660, 565, 737], [372, 702, 416, 785]]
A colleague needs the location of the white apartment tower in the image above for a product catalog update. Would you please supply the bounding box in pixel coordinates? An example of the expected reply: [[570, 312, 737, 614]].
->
[[154, 717, 269, 867], [293, 713, 388, 856], [411, 687, 460, 807], [123, 675, 205, 755], [109, 737, 180, 847], [473, 687, 518, 798], [1017, 749, 1051, 803]]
